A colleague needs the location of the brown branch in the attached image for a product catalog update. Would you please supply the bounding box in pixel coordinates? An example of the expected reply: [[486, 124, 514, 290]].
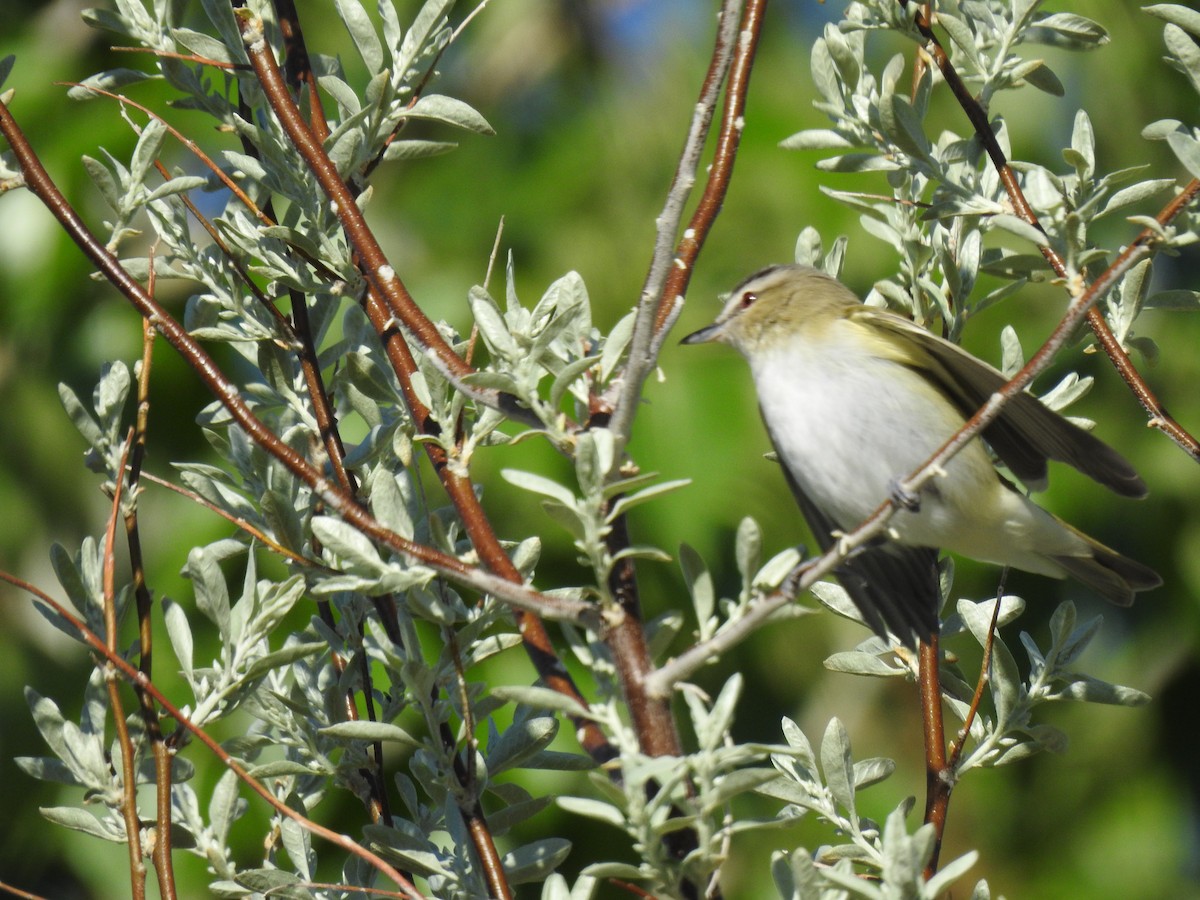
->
[[0, 570, 428, 900], [232, 11, 473, 386], [909, 3, 1200, 460], [918, 635, 949, 879]]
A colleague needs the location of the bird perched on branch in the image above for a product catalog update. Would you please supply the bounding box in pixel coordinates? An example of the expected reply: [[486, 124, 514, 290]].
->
[[683, 264, 1160, 644]]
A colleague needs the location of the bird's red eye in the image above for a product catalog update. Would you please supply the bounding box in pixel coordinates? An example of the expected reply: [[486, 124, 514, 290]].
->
[[739, 291, 757, 308]]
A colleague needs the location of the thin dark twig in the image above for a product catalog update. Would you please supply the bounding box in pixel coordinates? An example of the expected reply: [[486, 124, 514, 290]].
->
[[908, 2, 1200, 460], [948, 578, 1006, 770], [103, 437, 146, 900], [0, 570, 428, 900], [127, 280, 177, 900], [111, 45, 245, 70]]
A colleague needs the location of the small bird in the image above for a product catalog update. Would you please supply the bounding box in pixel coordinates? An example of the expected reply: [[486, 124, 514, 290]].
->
[[682, 264, 1161, 644]]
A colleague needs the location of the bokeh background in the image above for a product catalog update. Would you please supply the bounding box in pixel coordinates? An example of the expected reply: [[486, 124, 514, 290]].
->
[[1, 1, 1199, 897]]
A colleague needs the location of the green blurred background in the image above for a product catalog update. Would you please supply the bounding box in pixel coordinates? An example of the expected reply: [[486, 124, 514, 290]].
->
[[1, 1, 1199, 897]]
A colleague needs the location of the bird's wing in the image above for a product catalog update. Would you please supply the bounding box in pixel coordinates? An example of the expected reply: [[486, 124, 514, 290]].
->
[[772, 441, 941, 646], [851, 306, 1147, 498]]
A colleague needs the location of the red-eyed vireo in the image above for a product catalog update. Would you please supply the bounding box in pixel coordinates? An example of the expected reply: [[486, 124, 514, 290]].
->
[[682, 264, 1161, 644]]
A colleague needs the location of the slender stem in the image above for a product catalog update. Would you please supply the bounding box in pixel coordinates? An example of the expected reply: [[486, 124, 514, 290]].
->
[[103, 438, 147, 900], [919, 635, 949, 878], [128, 308, 178, 900], [607, 0, 745, 446]]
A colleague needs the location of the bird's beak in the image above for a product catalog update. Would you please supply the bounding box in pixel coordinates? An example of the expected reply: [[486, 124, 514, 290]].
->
[[680, 321, 724, 345]]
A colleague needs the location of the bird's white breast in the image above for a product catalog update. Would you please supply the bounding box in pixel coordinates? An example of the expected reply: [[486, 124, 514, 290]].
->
[[747, 322, 1009, 551]]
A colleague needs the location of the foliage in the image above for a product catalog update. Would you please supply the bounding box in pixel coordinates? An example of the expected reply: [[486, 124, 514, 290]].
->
[[1, 1, 1198, 898]]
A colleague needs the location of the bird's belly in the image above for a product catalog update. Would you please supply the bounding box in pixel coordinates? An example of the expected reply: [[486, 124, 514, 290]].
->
[[753, 349, 1001, 546]]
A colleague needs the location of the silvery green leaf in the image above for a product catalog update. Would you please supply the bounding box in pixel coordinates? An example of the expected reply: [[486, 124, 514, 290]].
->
[[1055, 675, 1150, 706], [824, 651, 905, 677], [1146, 289, 1200, 309], [239, 642, 325, 684], [885, 93, 930, 158], [67, 68, 152, 100], [753, 547, 802, 592], [39, 807, 119, 841], [852, 756, 895, 789], [335, 0, 384, 75], [599, 309, 635, 381], [938, 12, 983, 73], [320, 720, 422, 747], [1100, 178, 1175, 216], [312, 516, 385, 573], [164, 598, 194, 679], [990, 214, 1049, 246], [487, 716, 558, 775], [1028, 13, 1109, 49], [1146, 4, 1200, 38], [469, 286, 519, 359], [236, 869, 310, 900], [819, 718, 856, 822], [611, 544, 671, 564], [817, 153, 899, 173], [58, 383, 104, 448], [1142, 118, 1184, 140], [382, 139, 458, 161], [404, 94, 494, 134], [209, 769, 244, 846], [368, 467, 414, 539], [605, 479, 689, 523], [794, 226, 824, 267], [810, 34, 841, 106], [735, 517, 762, 589], [811, 580, 864, 624], [956, 596, 1025, 640], [557, 795, 626, 829], [779, 129, 854, 150], [1037, 373, 1092, 416], [502, 837, 572, 884], [926, 849, 980, 896], [171, 26, 234, 64], [1000, 325, 1023, 378], [780, 717, 816, 770], [145, 175, 209, 202], [1168, 129, 1200, 181], [81, 155, 121, 212], [549, 353, 601, 410], [184, 545, 232, 640], [246, 760, 319, 779], [491, 685, 592, 719], [679, 542, 714, 635], [969, 878, 993, 900], [502, 468, 578, 507], [1165, 24, 1200, 95], [1018, 59, 1064, 96]]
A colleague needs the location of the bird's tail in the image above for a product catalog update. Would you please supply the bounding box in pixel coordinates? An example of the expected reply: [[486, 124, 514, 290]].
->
[[1049, 523, 1161, 606]]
